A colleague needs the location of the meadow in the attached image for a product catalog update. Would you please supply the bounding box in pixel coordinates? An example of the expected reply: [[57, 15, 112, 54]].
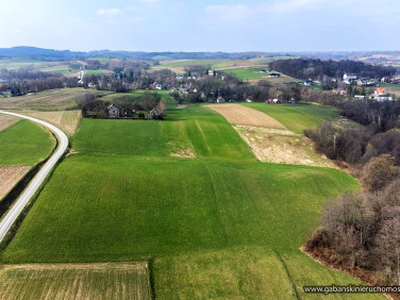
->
[[0, 58, 64, 70], [0, 103, 383, 299], [222, 67, 272, 81], [0, 119, 55, 166]]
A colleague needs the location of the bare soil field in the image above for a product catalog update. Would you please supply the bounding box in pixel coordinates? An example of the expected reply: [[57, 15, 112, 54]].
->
[[0, 115, 19, 132], [208, 104, 333, 167], [248, 75, 299, 84], [234, 125, 333, 167], [0, 262, 150, 300], [206, 104, 286, 129], [20, 110, 81, 136], [0, 88, 88, 111], [0, 166, 30, 200]]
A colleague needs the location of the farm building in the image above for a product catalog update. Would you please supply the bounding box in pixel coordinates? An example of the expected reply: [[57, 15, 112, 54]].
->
[[269, 73, 281, 78], [343, 73, 357, 81], [107, 104, 120, 118], [304, 80, 313, 86], [354, 95, 365, 100]]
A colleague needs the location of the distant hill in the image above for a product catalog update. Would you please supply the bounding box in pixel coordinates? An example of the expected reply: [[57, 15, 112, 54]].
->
[[0, 46, 279, 61], [0, 47, 84, 60]]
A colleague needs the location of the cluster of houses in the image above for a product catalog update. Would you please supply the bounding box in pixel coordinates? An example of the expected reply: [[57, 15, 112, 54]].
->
[[342, 72, 400, 86], [332, 86, 394, 101], [106, 103, 164, 120], [213, 96, 282, 104], [353, 88, 393, 102]]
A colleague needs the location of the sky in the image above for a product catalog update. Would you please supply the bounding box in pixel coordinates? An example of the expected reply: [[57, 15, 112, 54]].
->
[[0, 0, 399, 52]]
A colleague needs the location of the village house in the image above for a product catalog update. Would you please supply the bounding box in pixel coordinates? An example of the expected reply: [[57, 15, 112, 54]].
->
[[375, 88, 388, 97], [377, 96, 393, 102], [354, 95, 365, 100], [107, 104, 120, 118], [304, 80, 313, 86], [216, 96, 225, 103], [272, 98, 280, 104], [332, 88, 346, 95], [356, 78, 377, 86], [343, 72, 357, 81]]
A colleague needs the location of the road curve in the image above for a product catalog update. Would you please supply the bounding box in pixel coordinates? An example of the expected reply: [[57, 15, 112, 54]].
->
[[0, 110, 68, 243]]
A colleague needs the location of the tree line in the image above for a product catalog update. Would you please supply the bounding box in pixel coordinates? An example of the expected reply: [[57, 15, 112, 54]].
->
[[305, 100, 400, 290], [305, 100, 400, 166], [0, 68, 80, 96], [306, 155, 400, 287], [78, 92, 166, 120]]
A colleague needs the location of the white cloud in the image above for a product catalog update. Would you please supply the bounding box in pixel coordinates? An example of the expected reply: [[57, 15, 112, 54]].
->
[[203, 0, 398, 24], [96, 8, 122, 17]]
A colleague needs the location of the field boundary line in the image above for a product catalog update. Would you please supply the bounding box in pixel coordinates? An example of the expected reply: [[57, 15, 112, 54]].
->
[[0, 111, 68, 243], [274, 250, 300, 300]]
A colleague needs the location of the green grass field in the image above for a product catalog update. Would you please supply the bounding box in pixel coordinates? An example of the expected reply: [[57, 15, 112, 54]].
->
[[0, 58, 64, 70], [154, 248, 379, 300], [0, 104, 383, 299], [0, 119, 55, 165], [222, 67, 272, 81], [242, 103, 339, 133]]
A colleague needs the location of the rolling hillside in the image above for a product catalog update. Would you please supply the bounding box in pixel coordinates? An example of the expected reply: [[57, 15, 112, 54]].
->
[[0, 103, 382, 299]]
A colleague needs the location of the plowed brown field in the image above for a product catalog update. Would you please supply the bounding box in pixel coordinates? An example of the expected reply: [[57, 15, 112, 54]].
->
[[0, 115, 19, 133], [20, 110, 81, 136], [0, 262, 150, 300], [0, 166, 30, 200], [206, 104, 286, 129]]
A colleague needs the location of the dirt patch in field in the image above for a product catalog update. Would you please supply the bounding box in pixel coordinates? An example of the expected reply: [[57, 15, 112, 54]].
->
[[234, 125, 334, 167], [0, 115, 19, 133], [18, 110, 81, 136], [0, 166, 30, 200], [248, 75, 299, 84], [206, 104, 286, 129], [171, 147, 195, 158], [5, 262, 147, 271]]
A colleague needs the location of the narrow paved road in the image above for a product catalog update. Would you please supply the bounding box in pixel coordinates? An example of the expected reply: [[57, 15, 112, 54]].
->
[[0, 111, 68, 243]]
